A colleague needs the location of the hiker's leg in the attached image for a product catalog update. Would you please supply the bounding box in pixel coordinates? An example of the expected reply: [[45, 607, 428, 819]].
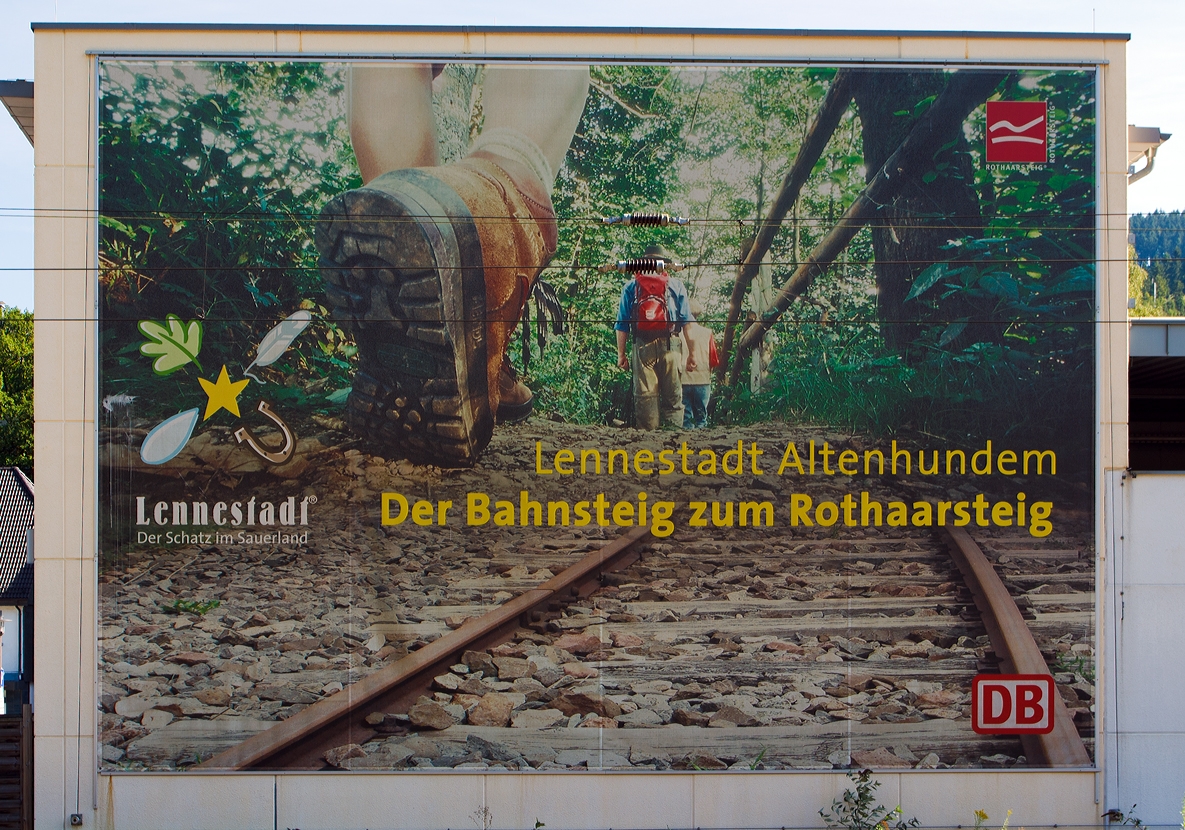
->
[[658, 341, 685, 428], [478, 65, 590, 189], [348, 64, 438, 184], [683, 384, 708, 429], [632, 340, 661, 431]]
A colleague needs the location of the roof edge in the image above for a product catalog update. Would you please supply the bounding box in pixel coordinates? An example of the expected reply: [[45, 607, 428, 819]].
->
[[29, 22, 1131, 41], [12, 468, 33, 500], [0, 80, 34, 98]]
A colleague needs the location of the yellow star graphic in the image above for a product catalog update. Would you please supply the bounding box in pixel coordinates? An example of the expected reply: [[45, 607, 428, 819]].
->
[[197, 365, 250, 421]]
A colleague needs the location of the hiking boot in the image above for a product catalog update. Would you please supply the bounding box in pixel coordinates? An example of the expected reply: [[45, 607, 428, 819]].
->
[[315, 155, 555, 465], [496, 357, 534, 424]]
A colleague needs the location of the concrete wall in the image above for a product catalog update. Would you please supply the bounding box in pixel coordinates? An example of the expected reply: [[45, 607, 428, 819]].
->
[[32, 24, 1129, 830]]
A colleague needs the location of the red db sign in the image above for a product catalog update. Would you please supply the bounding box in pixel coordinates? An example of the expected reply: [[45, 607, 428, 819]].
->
[[985, 101, 1048, 163], [972, 674, 1056, 734]]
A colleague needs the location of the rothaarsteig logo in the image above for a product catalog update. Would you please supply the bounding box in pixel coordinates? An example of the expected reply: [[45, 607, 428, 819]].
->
[[136, 311, 312, 466], [986, 101, 1048, 164]]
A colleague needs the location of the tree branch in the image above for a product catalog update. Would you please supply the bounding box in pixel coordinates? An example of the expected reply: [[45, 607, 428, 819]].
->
[[718, 69, 856, 384], [729, 71, 1008, 384]]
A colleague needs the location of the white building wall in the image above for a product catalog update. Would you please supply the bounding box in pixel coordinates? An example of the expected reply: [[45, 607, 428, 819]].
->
[[1104, 471, 1185, 826], [0, 607, 18, 676], [31, 23, 1129, 830]]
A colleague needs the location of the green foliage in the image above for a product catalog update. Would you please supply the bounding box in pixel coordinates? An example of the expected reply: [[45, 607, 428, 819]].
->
[[138, 316, 204, 374], [99, 61, 359, 421], [1131, 210, 1185, 315], [165, 598, 221, 615], [98, 62, 1098, 448], [1053, 652, 1096, 683], [748, 746, 769, 770], [820, 770, 920, 830], [527, 66, 867, 425], [901, 71, 1095, 329], [727, 313, 1091, 471], [1128, 220, 1185, 315], [724, 70, 1095, 461], [0, 307, 33, 474]]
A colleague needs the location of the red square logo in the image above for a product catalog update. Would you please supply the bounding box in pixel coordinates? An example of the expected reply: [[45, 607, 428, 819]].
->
[[986, 101, 1048, 163], [972, 674, 1056, 734]]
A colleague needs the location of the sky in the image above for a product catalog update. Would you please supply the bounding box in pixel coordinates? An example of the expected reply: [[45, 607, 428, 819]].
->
[[1, 0, 1182, 312]]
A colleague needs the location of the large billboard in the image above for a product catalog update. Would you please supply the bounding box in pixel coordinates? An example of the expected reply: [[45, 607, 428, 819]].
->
[[97, 58, 1097, 772]]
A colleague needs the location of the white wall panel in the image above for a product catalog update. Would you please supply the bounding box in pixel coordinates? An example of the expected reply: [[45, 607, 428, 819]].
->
[[102, 774, 275, 830], [1105, 473, 1185, 825]]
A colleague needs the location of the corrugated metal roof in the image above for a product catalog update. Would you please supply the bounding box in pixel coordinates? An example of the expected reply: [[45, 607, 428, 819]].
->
[[0, 468, 33, 605]]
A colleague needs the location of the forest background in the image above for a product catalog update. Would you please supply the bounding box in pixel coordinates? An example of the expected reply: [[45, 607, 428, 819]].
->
[[91, 63, 1098, 473]]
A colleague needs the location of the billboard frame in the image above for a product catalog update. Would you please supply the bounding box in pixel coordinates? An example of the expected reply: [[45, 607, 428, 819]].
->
[[34, 23, 1127, 830]]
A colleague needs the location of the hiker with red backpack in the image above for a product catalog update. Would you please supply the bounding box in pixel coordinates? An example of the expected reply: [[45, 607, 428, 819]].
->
[[613, 245, 697, 430]]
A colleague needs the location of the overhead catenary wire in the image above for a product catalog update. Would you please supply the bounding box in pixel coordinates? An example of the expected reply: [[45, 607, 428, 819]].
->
[[0, 316, 1132, 325], [0, 204, 1145, 225]]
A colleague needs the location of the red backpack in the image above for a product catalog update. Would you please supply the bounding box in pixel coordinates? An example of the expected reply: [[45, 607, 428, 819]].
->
[[633, 273, 672, 334]]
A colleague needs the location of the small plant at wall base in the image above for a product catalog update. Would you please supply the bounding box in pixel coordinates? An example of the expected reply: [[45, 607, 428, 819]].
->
[[471, 807, 494, 830], [1103, 805, 1144, 828], [974, 808, 1011, 830], [820, 769, 920, 830], [1053, 653, 1096, 683], [164, 599, 221, 616]]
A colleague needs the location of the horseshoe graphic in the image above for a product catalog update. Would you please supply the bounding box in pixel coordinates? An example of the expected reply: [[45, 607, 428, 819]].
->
[[234, 400, 296, 464]]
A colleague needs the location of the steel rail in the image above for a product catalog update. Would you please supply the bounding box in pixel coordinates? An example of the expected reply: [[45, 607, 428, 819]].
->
[[944, 526, 1092, 767], [201, 524, 653, 770]]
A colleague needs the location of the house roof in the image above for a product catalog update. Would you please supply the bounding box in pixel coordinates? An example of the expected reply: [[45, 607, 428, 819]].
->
[[0, 468, 33, 605], [0, 80, 33, 147]]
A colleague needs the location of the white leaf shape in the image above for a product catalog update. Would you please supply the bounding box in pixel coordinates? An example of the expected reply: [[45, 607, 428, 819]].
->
[[140, 408, 201, 465], [244, 310, 312, 382]]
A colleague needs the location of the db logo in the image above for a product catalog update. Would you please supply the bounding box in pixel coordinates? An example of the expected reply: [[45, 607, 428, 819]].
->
[[986, 101, 1048, 163], [972, 674, 1055, 734]]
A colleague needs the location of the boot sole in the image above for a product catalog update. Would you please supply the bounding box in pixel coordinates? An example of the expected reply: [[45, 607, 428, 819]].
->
[[496, 394, 534, 425], [315, 170, 491, 466]]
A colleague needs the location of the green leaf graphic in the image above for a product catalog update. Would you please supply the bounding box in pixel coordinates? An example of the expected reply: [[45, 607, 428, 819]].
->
[[138, 315, 204, 375]]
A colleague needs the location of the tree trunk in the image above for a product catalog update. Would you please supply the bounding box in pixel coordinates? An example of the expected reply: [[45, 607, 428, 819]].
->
[[853, 71, 986, 355]]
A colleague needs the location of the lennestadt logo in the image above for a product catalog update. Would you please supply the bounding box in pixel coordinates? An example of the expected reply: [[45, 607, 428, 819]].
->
[[135, 494, 315, 528], [133, 493, 316, 545], [986, 101, 1048, 164]]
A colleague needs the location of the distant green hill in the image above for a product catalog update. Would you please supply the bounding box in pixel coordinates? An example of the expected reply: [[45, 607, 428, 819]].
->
[[1130, 211, 1185, 315]]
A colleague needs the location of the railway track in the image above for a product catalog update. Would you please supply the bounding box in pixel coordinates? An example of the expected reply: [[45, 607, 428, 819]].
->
[[98, 422, 1094, 772], [194, 521, 1094, 771]]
